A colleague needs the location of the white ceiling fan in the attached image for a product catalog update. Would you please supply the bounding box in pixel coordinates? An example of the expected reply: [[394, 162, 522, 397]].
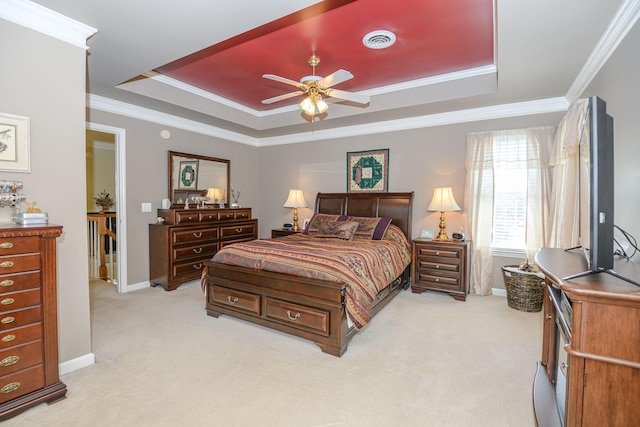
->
[[261, 54, 370, 116]]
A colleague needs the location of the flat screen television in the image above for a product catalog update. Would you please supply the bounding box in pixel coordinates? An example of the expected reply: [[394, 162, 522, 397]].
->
[[565, 95, 638, 286]]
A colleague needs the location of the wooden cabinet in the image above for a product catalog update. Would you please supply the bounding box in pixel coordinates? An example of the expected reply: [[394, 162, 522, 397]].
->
[[0, 224, 65, 421], [533, 248, 640, 427], [271, 229, 299, 238], [149, 208, 257, 291], [411, 239, 470, 301]]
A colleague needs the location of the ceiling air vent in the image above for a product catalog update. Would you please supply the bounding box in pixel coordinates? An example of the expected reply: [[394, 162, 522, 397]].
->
[[362, 30, 396, 49]]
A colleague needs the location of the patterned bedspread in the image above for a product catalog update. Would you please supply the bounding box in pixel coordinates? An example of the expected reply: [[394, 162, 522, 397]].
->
[[207, 224, 411, 330]]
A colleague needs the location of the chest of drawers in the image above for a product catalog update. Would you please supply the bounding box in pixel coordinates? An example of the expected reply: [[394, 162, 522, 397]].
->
[[411, 239, 470, 301], [149, 208, 257, 291], [0, 224, 65, 421]]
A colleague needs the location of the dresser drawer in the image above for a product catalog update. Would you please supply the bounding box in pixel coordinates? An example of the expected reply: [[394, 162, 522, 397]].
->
[[172, 260, 207, 278], [0, 341, 43, 376], [173, 242, 218, 262], [218, 211, 235, 221], [0, 364, 45, 405], [220, 223, 256, 240], [175, 211, 200, 224], [172, 228, 218, 245], [0, 271, 41, 294], [233, 209, 251, 220], [266, 298, 329, 335], [210, 285, 260, 315], [0, 307, 41, 332], [199, 212, 219, 222], [0, 238, 39, 256], [0, 324, 42, 350], [0, 289, 40, 313], [0, 254, 41, 275]]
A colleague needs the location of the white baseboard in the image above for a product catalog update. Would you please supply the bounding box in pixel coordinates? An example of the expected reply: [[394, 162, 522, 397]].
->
[[124, 280, 151, 292], [492, 288, 507, 297], [59, 352, 95, 376]]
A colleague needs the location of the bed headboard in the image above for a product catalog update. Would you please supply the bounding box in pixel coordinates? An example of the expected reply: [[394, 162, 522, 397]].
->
[[315, 192, 414, 240]]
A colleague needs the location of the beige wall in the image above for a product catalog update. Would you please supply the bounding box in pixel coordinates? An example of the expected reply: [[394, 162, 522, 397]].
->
[[0, 22, 92, 363]]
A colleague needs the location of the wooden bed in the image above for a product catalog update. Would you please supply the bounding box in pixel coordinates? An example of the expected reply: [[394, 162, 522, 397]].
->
[[203, 192, 414, 356]]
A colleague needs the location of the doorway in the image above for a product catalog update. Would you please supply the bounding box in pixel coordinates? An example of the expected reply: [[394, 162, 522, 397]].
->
[[86, 122, 128, 292]]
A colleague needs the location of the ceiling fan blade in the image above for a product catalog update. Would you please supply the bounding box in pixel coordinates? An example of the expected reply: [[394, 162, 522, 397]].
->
[[261, 91, 304, 104], [325, 88, 370, 105], [320, 69, 353, 88], [262, 74, 303, 88]]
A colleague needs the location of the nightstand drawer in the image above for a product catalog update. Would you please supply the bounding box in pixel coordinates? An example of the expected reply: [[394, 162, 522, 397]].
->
[[416, 246, 461, 259], [210, 285, 260, 315], [416, 258, 460, 272], [416, 272, 460, 288]]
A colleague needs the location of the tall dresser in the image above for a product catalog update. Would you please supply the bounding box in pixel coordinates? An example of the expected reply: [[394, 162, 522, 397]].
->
[[0, 224, 65, 421], [149, 208, 257, 291]]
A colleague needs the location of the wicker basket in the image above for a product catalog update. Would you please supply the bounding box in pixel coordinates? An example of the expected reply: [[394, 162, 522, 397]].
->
[[501, 265, 545, 312]]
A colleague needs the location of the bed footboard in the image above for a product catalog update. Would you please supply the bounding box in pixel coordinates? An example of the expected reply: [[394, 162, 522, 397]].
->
[[204, 261, 407, 356]]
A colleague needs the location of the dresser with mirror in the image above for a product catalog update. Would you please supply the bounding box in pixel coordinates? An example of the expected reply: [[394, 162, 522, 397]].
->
[[148, 151, 257, 291]]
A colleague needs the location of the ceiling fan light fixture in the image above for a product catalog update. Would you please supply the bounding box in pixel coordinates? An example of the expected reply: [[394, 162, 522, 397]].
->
[[300, 97, 316, 115], [362, 30, 396, 49], [316, 98, 328, 114]]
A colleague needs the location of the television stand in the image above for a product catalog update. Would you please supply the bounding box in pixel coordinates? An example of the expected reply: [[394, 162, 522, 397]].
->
[[562, 247, 640, 287]]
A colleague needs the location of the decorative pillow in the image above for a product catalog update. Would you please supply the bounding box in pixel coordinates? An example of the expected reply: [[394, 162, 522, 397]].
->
[[313, 220, 359, 240], [303, 213, 350, 235], [348, 216, 392, 240]]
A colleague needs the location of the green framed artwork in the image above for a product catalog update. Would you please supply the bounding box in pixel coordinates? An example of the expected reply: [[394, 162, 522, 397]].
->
[[347, 149, 389, 193], [178, 160, 198, 190]]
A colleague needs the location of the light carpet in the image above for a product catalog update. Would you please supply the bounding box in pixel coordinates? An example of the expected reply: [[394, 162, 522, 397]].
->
[[7, 279, 542, 426]]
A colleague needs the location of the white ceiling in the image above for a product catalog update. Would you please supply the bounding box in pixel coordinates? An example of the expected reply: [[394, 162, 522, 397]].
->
[[25, 0, 637, 143]]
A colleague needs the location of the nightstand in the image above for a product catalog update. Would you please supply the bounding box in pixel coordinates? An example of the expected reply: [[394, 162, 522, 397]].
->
[[271, 228, 300, 238], [411, 239, 470, 301]]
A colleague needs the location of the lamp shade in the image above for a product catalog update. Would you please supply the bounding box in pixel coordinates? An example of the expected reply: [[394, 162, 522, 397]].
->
[[427, 187, 461, 212], [206, 188, 222, 201], [283, 189, 307, 208]]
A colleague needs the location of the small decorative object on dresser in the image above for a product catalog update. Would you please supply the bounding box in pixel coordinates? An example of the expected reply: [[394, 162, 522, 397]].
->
[[0, 224, 66, 421], [411, 239, 470, 301], [149, 207, 257, 291]]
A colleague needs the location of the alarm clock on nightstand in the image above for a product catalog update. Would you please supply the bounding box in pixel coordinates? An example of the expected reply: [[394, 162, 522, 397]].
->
[[452, 232, 465, 241]]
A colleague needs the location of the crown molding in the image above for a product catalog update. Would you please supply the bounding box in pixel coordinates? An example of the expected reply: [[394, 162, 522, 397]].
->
[[0, 0, 96, 49], [89, 93, 568, 147], [566, 0, 640, 101]]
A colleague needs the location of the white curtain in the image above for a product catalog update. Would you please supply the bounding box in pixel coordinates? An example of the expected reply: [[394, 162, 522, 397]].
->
[[547, 98, 589, 249], [464, 126, 556, 295]]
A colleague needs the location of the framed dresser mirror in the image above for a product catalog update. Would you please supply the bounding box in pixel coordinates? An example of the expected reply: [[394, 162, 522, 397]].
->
[[168, 151, 230, 207]]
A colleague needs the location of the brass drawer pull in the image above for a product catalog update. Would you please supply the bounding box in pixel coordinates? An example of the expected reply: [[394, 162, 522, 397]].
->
[[435, 251, 440, 255], [236, 228, 243, 233], [0, 261, 14, 268], [193, 263, 203, 270], [1, 317, 15, 324], [1, 334, 15, 343], [0, 280, 14, 287], [0, 298, 14, 305], [192, 248, 202, 254], [227, 296, 238, 304], [286, 310, 301, 321], [435, 264, 440, 269], [193, 232, 202, 238], [435, 278, 440, 282], [1, 382, 20, 394], [0, 242, 13, 249], [0, 356, 19, 367]]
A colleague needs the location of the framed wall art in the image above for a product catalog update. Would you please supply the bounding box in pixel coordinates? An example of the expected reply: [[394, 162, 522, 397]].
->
[[0, 113, 30, 173], [178, 160, 199, 190], [347, 149, 389, 193]]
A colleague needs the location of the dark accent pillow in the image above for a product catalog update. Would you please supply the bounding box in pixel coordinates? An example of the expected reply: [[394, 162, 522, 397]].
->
[[314, 220, 359, 240], [303, 213, 350, 235], [348, 216, 393, 240]]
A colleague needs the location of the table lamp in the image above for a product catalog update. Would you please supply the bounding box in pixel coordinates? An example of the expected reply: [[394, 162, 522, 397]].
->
[[427, 187, 461, 240], [283, 189, 307, 232]]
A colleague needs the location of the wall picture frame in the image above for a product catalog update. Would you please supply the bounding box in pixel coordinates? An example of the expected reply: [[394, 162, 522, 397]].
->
[[178, 160, 199, 190], [347, 149, 389, 193], [0, 113, 30, 173]]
